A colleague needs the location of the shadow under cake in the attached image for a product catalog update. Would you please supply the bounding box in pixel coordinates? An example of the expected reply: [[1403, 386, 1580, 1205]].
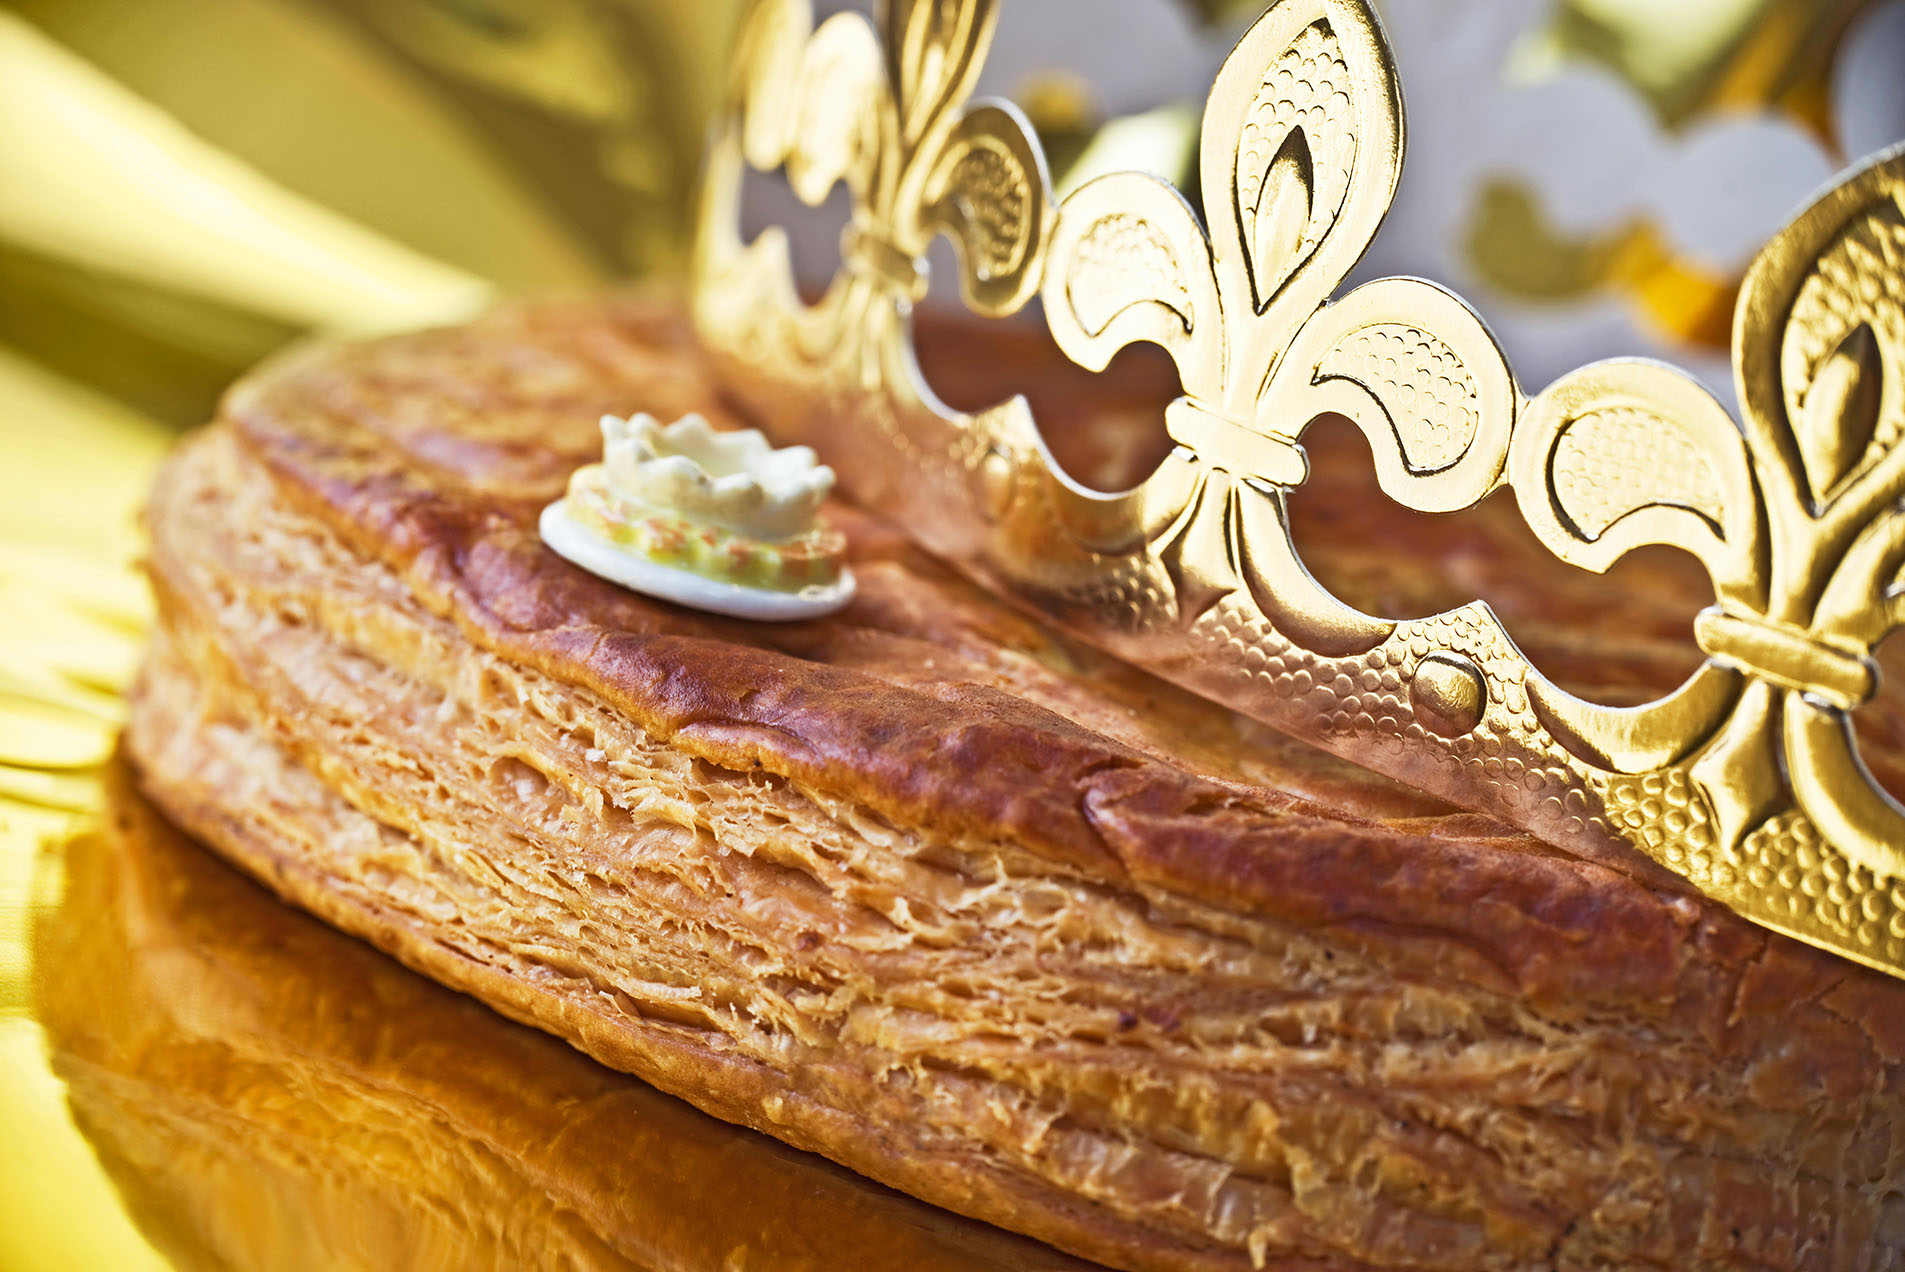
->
[[126, 294, 1905, 1272]]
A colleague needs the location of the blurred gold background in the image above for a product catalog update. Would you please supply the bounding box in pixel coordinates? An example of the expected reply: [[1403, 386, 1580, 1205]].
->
[[0, 1, 1899, 1267]]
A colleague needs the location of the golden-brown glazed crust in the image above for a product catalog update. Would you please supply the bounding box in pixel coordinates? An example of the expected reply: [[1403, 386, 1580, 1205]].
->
[[127, 294, 1905, 1272]]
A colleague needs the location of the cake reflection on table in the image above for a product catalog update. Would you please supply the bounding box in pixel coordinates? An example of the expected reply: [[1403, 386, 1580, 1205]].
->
[[32, 760, 1095, 1272]]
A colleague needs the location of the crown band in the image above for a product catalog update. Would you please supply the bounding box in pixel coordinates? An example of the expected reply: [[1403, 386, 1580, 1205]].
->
[[841, 219, 929, 302], [1694, 607, 1879, 710], [1164, 397, 1309, 487]]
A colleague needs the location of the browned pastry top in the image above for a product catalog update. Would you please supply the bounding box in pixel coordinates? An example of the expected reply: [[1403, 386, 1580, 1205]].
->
[[219, 294, 1905, 1066]]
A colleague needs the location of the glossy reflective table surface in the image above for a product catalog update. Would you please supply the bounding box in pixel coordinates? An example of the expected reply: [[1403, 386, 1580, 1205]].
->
[[0, 344, 167, 1271], [0, 354, 1090, 1272]]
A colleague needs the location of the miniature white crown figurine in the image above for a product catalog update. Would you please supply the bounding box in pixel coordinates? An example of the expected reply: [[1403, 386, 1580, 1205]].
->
[[693, 0, 1905, 979], [541, 412, 854, 621], [601, 413, 834, 541]]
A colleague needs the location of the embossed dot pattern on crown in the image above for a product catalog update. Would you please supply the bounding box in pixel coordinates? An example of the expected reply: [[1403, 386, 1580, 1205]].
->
[[1318, 324, 1480, 472], [1239, 21, 1355, 264], [1551, 406, 1727, 537], [1783, 201, 1905, 473], [1739, 812, 1905, 965], [1066, 214, 1194, 337]]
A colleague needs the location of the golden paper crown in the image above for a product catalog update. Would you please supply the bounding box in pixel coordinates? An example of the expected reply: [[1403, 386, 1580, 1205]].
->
[[692, 0, 1905, 979]]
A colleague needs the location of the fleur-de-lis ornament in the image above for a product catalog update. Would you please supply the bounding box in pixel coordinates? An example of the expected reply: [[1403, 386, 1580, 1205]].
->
[[1511, 146, 1905, 897], [694, 0, 1905, 979], [694, 0, 1050, 519], [1038, 0, 1516, 638]]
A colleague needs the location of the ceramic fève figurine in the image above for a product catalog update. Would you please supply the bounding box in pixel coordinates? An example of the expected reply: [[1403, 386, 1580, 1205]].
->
[[541, 412, 854, 621]]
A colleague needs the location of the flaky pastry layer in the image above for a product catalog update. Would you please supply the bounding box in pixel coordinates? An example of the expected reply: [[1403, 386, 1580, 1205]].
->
[[37, 763, 1087, 1272]]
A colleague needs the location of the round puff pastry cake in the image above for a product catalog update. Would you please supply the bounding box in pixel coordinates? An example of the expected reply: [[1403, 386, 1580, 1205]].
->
[[127, 295, 1905, 1272]]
